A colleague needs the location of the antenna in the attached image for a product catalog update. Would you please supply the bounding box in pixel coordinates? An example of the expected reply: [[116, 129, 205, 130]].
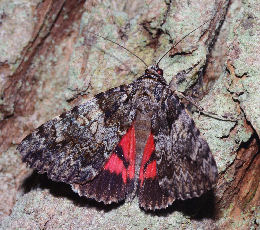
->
[[88, 32, 148, 68], [157, 17, 213, 66]]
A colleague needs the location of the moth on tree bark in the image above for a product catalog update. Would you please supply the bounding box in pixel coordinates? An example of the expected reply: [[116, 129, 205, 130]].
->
[[0, 0, 259, 229], [17, 64, 218, 210]]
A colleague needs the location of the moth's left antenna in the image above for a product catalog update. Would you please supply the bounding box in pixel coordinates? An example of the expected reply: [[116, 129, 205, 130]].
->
[[89, 32, 148, 68]]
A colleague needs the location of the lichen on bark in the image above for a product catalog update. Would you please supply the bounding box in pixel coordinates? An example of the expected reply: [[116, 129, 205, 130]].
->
[[0, 0, 259, 229]]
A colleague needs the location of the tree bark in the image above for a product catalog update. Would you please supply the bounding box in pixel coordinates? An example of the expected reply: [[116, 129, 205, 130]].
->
[[0, 0, 259, 229]]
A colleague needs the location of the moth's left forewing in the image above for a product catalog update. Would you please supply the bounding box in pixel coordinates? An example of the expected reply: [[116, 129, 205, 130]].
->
[[151, 88, 218, 207], [18, 83, 137, 186]]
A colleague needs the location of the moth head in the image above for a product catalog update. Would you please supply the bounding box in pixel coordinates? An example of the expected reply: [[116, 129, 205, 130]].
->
[[145, 65, 164, 77]]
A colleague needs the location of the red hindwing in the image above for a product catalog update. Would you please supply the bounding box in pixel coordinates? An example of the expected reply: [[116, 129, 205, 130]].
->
[[104, 124, 136, 184], [139, 133, 156, 186]]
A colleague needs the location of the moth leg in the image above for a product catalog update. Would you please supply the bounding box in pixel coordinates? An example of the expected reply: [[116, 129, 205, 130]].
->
[[170, 68, 237, 122], [175, 90, 237, 122]]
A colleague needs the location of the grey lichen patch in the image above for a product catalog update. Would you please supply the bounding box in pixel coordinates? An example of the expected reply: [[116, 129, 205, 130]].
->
[[159, 0, 214, 87], [161, 45, 208, 88], [227, 0, 260, 137], [28, 36, 81, 125], [0, 146, 28, 220], [162, 0, 214, 51], [77, 11, 136, 95], [0, 190, 93, 229], [76, 1, 170, 95], [66, 37, 91, 100], [193, 71, 252, 172], [1, 188, 212, 230], [0, 0, 41, 68]]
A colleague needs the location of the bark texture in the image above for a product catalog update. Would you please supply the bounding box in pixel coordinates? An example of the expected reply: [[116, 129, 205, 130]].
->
[[0, 0, 259, 229]]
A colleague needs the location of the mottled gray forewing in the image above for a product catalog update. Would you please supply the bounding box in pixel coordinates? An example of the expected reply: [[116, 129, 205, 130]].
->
[[152, 88, 218, 201], [18, 84, 136, 184]]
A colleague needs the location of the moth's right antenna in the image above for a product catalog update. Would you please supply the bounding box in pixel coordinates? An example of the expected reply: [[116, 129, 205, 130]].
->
[[88, 32, 149, 68], [157, 17, 214, 66]]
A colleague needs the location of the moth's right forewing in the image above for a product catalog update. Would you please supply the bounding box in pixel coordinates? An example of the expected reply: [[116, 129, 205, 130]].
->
[[153, 89, 218, 201]]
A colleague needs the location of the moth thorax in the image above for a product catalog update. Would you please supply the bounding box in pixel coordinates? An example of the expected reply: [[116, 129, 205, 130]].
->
[[136, 95, 154, 114]]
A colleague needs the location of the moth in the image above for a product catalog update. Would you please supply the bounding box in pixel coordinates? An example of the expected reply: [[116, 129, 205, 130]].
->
[[17, 21, 218, 210]]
